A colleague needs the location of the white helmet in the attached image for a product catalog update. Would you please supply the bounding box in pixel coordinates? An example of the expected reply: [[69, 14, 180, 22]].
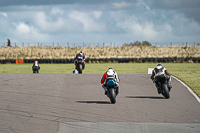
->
[[107, 67, 114, 75]]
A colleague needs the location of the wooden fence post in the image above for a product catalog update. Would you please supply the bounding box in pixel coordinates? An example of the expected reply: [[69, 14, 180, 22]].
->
[[90, 43, 91, 47], [67, 42, 69, 47], [103, 43, 105, 48], [186, 42, 188, 47], [194, 42, 196, 47], [171, 42, 172, 47], [110, 42, 112, 47], [22, 42, 24, 47], [4, 43, 5, 47]]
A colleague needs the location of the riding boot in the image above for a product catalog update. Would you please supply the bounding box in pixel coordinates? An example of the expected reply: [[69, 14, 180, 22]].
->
[[167, 84, 172, 92], [104, 86, 108, 95], [116, 86, 119, 95], [156, 83, 161, 94]]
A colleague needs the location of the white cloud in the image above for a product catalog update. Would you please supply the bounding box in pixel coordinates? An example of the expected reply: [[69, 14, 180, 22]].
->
[[11, 22, 49, 42], [93, 11, 102, 19], [14, 22, 31, 34], [68, 11, 106, 32], [34, 12, 65, 32], [50, 7, 64, 15], [112, 1, 132, 9], [0, 12, 7, 17]]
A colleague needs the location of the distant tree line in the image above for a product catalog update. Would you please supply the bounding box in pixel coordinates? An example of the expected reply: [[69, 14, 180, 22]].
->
[[122, 41, 152, 47]]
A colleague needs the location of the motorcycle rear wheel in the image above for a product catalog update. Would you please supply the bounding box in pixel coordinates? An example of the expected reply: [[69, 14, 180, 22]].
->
[[109, 88, 116, 104], [162, 84, 170, 99], [78, 64, 82, 74]]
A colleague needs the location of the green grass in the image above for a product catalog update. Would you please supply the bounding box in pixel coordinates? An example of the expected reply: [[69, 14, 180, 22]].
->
[[0, 63, 199, 97]]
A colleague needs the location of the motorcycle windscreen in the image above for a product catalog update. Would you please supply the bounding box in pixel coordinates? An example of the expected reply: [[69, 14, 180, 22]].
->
[[106, 80, 116, 86]]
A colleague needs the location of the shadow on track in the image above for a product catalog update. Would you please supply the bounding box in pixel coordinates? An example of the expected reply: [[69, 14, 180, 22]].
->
[[126, 96, 165, 99], [76, 101, 110, 104]]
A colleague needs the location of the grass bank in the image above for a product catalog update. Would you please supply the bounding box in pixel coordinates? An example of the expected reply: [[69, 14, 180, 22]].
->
[[0, 63, 199, 97], [1, 46, 200, 59]]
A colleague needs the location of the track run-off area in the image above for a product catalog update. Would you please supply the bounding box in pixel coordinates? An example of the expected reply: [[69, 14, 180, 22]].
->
[[0, 73, 200, 133]]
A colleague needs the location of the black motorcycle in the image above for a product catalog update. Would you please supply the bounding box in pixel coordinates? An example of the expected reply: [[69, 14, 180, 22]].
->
[[105, 80, 118, 104], [76, 56, 85, 74], [32, 65, 40, 73], [154, 74, 171, 99]]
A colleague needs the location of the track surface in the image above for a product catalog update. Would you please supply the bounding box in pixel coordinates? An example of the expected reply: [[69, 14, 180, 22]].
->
[[0, 73, 200, 133]]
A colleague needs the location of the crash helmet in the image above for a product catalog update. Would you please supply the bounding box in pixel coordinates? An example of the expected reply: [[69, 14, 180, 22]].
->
[[108, 67, 114, 72], [35, 60, 38, 64], [157, 63, 163, 67], [107, 68, 115, 76], [80, 51, 84, 54]]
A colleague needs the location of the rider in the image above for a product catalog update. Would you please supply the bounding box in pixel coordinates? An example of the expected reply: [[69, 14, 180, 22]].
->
[[32, 60, 40, 73], [101, 68, 120, 95], [74, 51, 85, 69], [150, 63, 172, 93]]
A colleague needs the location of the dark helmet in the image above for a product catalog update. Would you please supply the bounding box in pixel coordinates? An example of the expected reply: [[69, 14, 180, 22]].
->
[[108, 67, 114, 72], [157, 63, 163, 67], [80, 51, 84, 54]]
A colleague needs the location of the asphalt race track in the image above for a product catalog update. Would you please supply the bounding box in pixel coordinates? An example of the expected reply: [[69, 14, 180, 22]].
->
[[0, 73, 200, 133]]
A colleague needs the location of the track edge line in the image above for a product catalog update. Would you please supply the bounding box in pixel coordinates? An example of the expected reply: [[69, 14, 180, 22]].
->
[[172, 76, 200, 104]]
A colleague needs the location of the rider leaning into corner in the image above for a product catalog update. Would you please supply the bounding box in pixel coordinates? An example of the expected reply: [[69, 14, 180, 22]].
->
[[150, 63, 172, 93], [74, 51, 85, 69], [101, 68, 120, 95]]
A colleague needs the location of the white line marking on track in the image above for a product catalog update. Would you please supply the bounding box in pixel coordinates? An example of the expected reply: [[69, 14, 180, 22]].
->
[[172, 76, 200, 104]]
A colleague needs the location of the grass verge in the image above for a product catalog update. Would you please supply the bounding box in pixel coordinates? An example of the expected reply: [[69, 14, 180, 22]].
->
[[0, 63, 199, 97]]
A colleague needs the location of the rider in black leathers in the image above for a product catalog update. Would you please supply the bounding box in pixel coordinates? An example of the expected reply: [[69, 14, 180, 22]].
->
[[150, 63, 172, 93]]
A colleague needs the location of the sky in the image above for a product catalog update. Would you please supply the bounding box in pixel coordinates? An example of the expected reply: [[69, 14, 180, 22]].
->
[[0, 0, 200, 46]]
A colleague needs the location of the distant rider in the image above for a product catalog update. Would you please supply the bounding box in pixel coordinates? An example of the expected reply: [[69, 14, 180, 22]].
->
[[32, 60, 40, 73], [150, 63, 172, 93], [101, 68, 120, 95], [74, 51, 85, 69]]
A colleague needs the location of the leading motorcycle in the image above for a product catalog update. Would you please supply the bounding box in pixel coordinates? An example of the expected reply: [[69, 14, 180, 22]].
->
[[153, 74, 171, 99]]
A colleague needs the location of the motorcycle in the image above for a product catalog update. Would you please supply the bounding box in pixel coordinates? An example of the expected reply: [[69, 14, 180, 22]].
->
[[32, 66, 40, 73], [105, 80, 118, 104], [154, 74, 171, 99], [76, 56, 85, 74]]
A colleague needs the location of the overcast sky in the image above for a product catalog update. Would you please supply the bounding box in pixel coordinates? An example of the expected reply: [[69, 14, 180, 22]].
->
[[0, 0, 200, 46]]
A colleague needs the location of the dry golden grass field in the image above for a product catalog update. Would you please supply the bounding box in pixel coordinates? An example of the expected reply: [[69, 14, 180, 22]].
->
[[0, 46, 200, 59]]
